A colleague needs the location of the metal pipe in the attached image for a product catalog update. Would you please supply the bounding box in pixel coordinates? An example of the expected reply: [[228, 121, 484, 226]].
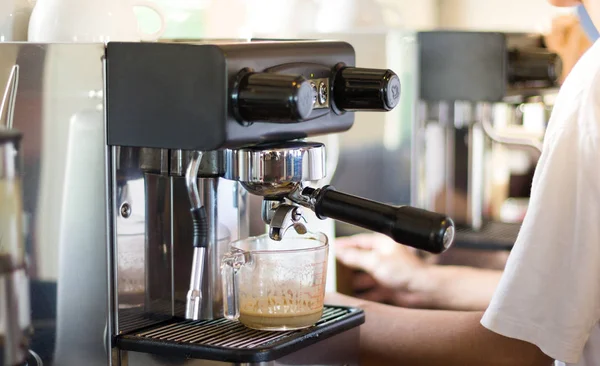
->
[[479, 103, 543, 155], [185, 151, 205, 320], [185, 151, 203, 209]]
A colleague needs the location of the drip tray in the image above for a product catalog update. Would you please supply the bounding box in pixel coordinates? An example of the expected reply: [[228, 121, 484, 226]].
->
[[454, 221, 520, 251], [116, 305, 364, 363]]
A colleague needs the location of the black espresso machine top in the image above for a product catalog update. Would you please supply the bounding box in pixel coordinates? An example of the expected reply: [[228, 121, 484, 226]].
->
[[105, 40, 401, 151], [418, 31, 562, 103]]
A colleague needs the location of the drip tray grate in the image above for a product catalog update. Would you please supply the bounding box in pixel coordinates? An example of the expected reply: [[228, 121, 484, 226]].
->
[[116, 305, 364, 363], [454, 221, 520, 251]]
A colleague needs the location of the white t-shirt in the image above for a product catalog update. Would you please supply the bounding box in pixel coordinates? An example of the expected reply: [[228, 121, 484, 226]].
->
[[481, 39, 600, 366]]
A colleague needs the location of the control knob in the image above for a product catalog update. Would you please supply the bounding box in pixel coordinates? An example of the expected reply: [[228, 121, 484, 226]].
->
[[232, 70, 315, 123], [333, 67, 401, 112], [507, 48, 563, 86]]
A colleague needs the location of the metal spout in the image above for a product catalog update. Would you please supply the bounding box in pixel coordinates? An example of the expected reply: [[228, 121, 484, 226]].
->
[[268, 204, 307, 241], [185, 247, 205, 320]]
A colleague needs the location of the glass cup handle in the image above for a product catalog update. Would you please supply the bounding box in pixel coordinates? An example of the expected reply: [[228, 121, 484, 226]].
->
[[221, 252, 245, 320], [132, 0, 167, 42]]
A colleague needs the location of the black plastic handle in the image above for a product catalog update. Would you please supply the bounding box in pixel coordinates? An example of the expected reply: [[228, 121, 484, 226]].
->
[[309, 186, 455, 254], [190, 207, 208, 248], [333, 67, 401, 112]]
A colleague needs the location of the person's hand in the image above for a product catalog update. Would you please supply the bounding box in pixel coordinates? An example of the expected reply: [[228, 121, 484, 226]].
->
[[335, 233, 434, 308]]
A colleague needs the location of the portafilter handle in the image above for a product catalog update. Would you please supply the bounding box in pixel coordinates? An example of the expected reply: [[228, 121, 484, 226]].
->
[[301, 186, 455, 254]]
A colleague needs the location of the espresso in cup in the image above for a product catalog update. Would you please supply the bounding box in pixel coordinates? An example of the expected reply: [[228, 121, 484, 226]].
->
[[239, 289, 325, 330]]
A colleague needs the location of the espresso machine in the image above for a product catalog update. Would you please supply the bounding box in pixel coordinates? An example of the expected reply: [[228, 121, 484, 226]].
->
[[412, 31, 559, 252], [1, 40, 454, 365]]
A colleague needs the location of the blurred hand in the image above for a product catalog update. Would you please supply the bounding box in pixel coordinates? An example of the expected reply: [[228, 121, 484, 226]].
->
[[335, 233, 503, 311], [335, 233, 433, 308]]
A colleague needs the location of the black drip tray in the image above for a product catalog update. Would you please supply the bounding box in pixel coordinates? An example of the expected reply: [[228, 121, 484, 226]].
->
[[454, 221, 521, 251], [116, 305, 364, 363]]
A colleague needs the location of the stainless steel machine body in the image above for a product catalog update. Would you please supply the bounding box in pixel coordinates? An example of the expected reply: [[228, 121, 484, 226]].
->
[[1, 40, 452, 366]]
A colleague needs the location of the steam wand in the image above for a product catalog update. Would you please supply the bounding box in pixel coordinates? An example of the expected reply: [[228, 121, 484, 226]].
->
[[185, 151, 209, 320]]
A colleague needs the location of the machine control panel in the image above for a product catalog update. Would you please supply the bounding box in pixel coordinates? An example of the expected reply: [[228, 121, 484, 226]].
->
[[231, 66, 400, 125], [106, 41, 400, 151]]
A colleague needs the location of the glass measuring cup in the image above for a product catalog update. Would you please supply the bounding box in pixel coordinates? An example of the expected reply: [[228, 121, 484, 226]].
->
[[221, 232, 328, 331]]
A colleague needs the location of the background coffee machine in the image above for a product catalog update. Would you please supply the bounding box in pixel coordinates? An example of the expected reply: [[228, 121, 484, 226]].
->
[[1, 40, 454, 365], [297, 31, 555, 250], [291, 31, 557, 279], [414, 31, 560, 252]]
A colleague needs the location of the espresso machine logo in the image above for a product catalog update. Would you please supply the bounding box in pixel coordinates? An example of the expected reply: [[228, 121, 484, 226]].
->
[[392, 84, 400, 100], [385, 74, 401, 110]]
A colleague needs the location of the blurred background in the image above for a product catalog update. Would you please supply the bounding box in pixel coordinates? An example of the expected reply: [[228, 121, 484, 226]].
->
[[1, 1, 591, 364], [137, 0, 571, 38]]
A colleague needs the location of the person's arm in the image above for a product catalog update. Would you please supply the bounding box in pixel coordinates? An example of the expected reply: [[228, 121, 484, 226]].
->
[[326, 292, 554, 366], [413, 265, 501, 311], [336, 234, 501, 311]]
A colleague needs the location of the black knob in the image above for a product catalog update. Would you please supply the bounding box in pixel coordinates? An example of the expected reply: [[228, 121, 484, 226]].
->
[[507, 48, 563, 86], [333, 67, 401, 112], [232, 71, 315, 123], [306, 186, 455, 254]]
